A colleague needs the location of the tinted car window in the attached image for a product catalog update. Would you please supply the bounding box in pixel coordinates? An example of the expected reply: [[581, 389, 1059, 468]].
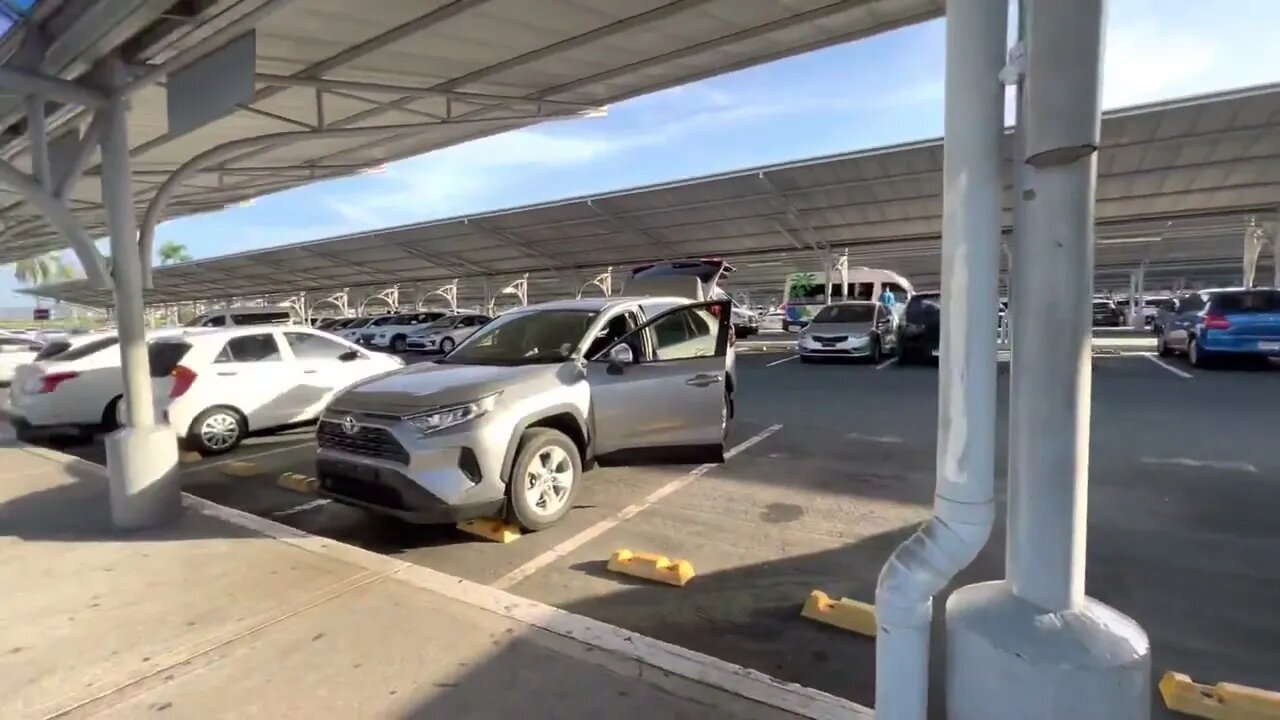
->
[[446, 310, 597, 366], [647, 307, 718, 361], [284, 332, 355, 360], [230, 311, 291, 326], [54, 337, 119, 362], [905, 294, 941, 323], [813, 304, 875, 323], [148, 342, 191, 377], [215, 334, 282, 363], [1176, 294, 1206, 313], [33, 339, 72, 360], [1210, 290, 1280, 313], [202, 315, 227, 327]]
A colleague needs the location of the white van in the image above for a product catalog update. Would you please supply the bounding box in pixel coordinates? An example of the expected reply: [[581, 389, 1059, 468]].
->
[[782, 267, 913, 331], [183, 306, 297, 328]]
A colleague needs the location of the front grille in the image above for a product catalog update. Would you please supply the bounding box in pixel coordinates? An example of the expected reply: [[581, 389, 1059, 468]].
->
[[812, 335, 849, 343], [317, 421, 409, 464]]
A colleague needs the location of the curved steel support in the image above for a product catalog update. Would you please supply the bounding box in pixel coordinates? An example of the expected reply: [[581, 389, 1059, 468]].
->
[[499, 274, 529, 308], [0, 158, 111, 288], [418, 279, 458, 310], [576, 267, 612, 298], [137, 113, 583, 287]]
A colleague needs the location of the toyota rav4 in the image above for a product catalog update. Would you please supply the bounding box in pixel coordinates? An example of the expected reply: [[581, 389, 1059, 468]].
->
[[314, 294, 735, 531]]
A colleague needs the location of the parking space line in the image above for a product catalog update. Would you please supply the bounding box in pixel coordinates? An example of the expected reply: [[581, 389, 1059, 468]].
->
[[1141, 457, 1257, 473], [272, 498, 332, 517], [1142, 353, 1193, 379], [195, 441, 315, 472], [766, 355, 799, 367], [491, 423, 784, 591], [847, 431, 904, 444], [875, 357, 897, 370]]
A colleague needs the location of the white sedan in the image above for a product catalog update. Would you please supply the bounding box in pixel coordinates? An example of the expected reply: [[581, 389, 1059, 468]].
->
[[0, 334, 41, 384], [148, 326, 403, 454], [404, 314, 491, 353]]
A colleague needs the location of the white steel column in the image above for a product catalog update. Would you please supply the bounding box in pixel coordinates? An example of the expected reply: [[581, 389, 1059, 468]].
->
[[1273, 221, 1279, 288], [98, 56, 180, 530], [1129, 263, 1146, 328], [947, 1, 1151, 718], [874, 0, 1004, 718]]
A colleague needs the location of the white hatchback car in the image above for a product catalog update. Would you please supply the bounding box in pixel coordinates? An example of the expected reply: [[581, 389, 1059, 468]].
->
[[149, 326, 403, 454]]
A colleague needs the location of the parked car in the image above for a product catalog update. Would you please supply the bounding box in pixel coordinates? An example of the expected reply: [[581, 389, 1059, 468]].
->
[[728, 302, 759, 338], [1155, 288, 1280, 367], [1091, 299, 1124, 327], [148, 326, 404, 454], [314, 295, 734, 531], [797, 301, 898, 363], [336, 316, 379, 342], [7, 330, 185, 441], [405, 314, 491, 354], [897, 292, 941, 364], [184, 305, 297, 327], [1142, 297, 1175, 328], [0, 334, 41, 384], [362, 312, 451, 351], [760, 310, 785, 333]]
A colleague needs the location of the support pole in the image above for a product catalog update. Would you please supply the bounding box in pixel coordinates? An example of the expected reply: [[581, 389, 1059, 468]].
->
[[97, 56, 180, 531], [947, 1, 1151, 718], [1273, 222, 1279, 288], [874, 1, 1004, 718]]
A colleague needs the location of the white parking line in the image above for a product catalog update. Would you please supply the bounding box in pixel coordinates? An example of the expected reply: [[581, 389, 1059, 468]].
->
[[491, 423, 784, 590], [847, 431, 904, 444], [876, 357, 898, 370], [766, 355, 799, 367], [1142, 352, 1193, 379], [196, 441, 314, 472], [272, 498, 332, 517], [1141, 457, 1258, 473]]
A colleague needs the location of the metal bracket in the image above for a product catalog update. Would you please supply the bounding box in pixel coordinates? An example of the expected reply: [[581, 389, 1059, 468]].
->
[[999, 41, 1027, 86]]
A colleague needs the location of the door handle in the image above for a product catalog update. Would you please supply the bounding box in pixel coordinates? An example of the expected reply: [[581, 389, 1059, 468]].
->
[[303, 369, 318, 374], [685, 373, 721, 387], [216, 371, 237, 376]]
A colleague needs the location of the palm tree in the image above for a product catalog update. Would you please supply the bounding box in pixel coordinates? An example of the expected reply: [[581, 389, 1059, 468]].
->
[[158, 240, 193, 265], [13, 251, 73, 286]]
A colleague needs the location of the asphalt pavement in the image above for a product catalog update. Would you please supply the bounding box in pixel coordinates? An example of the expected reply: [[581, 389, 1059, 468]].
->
[[8, 340, 1280, 719]]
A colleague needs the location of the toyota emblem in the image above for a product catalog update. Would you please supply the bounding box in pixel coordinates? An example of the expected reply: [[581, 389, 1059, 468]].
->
[[341, 416, 358, 434]]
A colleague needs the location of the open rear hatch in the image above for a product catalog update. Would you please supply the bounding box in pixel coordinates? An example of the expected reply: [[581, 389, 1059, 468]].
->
[[625, 259, 735, 300]]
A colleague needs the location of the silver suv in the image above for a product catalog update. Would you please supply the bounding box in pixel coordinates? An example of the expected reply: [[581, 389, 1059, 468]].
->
[[314, 296, 735, 531]]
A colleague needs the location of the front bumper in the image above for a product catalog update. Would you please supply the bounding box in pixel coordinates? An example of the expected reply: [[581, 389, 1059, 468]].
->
[[405, 337, 438, 351], [314, 410, 510, 524], [798, 335, 873, 356]]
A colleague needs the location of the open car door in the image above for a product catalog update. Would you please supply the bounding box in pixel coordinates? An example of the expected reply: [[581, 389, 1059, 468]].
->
[[586, 300, 731, 465]]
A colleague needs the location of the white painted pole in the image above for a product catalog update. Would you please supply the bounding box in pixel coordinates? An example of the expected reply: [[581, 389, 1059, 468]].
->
[[98, 56, 180, 530], [948, 1, 1150, 717], [874, 1, 1005, 718]]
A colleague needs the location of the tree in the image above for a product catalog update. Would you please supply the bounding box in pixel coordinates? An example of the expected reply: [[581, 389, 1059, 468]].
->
[[158, 240, 193, 265], [13, 251, 73, 286]]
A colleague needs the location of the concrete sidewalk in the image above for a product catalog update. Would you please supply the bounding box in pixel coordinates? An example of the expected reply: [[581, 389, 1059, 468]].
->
[[0, 433, 870, 720]]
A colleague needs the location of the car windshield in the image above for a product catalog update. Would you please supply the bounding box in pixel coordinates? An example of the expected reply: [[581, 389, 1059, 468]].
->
[[346, 318, 374, 329], [443, 310, 598, 366], [813, 304, 875, 323]]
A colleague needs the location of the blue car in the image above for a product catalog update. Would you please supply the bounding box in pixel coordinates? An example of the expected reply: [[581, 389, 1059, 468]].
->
[[1155, 288, 1280, 367]]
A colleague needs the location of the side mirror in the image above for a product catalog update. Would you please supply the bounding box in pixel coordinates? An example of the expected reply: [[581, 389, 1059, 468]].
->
[[606, 343, 634, 374], [338, 349, 361, 362]]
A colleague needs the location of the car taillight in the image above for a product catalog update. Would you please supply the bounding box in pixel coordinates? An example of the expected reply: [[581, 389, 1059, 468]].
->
[[1204, 314, 1230, 330], [170, 365, 197, 399], [38, 371, 79, 393]]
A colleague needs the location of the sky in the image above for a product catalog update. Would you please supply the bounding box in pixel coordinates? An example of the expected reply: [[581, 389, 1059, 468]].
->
[[4, 0, 1280, 305]]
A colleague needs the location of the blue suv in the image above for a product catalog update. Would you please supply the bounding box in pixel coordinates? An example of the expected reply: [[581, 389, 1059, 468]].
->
[[1155, 289, 1280, 368]]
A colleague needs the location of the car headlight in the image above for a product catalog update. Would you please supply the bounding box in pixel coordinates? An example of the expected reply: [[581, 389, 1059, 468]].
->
[[405, 392, 500, 435]]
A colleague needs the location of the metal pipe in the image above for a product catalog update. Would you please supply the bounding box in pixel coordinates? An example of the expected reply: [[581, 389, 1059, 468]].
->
[[99, 58, 154, 431], [55, 110, 106, 199], [1006, 0, 1105, 614], [135, 110, 585, 286], [873, 0, 1005, 718], [0, 66, 108, 106], [25, 95, 51, 192], [0, 158, 111, 288]]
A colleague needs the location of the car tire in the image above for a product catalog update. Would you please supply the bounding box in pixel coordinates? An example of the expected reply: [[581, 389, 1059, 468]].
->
[[100, 395, 123, 433], [188, 406, 245, 455], [799, 354, 813, 364], [722, 387, 733, 442], [868, 335, 882, 364], [439, 336, 456, 354], [1187, 338, 1211, 368], [391, 335, 408, 353], [1156, 333, 1172, 357], [507, 428, 581, 532]]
